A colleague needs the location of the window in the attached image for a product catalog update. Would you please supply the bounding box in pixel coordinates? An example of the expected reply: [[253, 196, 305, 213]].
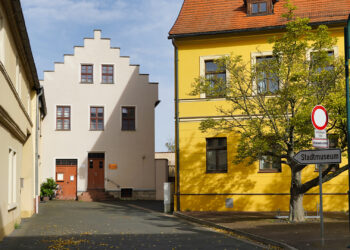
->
[[8, 149, 16, 209], [256, 56, 279, 93], [102, 65, 114, 83], [251, 1, 268, 15], [90, 107, 104, 130], [316, 134, 339, 172], [205, 60, 226, 98], [311, 50, 335, 72], [206, 138, 227, 173], [122, 107, 135, 131], [81, 64, 93, 83], [259, 155, 281, 172], [56, 106, 70, 130]]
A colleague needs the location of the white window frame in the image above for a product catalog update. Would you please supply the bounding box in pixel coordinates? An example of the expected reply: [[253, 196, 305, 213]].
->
[[0, 16, 4, 64], [306, 46, 339, 61], [251, 51, 275, 94], [8, 148, 17, 210], [199, 55, 229, 99]]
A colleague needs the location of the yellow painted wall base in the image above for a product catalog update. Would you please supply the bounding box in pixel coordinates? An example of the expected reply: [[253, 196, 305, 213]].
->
[[0, 217, 21, 241], [178, 194, 348, 212]]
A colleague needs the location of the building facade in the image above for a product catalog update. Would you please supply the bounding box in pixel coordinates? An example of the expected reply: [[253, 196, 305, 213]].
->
[[169, 0, 350, 212], [41, 30, 160, 200], [0, 0, 46, 240]]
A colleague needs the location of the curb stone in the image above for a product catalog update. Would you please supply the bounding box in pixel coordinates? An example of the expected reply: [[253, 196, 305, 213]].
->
[[173, 211, 298, 250]]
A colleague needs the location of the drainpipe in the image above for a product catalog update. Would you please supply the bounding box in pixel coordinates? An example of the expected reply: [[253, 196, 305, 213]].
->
[[35, 87, 43, 214], [172, 38, 180, 211]]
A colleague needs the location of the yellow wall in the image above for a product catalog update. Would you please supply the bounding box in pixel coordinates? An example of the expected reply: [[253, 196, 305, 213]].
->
[[175, 27, 348, 212]]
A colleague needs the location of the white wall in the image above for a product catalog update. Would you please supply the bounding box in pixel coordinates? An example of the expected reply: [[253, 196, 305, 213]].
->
[[41, 30, 158, 192]]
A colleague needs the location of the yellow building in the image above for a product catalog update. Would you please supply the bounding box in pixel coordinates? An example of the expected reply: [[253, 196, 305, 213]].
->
[[169, 0, 350, 212], [0, 0, 46, 239]]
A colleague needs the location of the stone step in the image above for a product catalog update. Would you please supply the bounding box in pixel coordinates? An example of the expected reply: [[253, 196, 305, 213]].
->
[[78, 190, 116, 202]]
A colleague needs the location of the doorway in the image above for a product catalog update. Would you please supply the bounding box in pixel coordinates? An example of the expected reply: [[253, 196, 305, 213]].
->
[[55, 159, 77, 200], [88, 153, 105, 189]]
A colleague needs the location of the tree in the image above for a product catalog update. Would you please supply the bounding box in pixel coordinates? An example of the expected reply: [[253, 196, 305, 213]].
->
[[191, 3, 348, 222], [165, 138, 175, 152]]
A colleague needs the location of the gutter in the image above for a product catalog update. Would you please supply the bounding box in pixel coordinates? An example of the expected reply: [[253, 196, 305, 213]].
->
[[172, 38, 180, 211], [35, 87, 43, 214], [168, 19, 347, 39]]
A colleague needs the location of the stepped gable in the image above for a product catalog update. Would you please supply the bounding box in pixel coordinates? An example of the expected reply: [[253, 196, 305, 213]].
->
[[42, 30, 158, 85], [169, 0, 350, 37]]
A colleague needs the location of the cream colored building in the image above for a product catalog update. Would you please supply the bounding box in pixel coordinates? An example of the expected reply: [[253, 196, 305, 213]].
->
[[41, 30, 160, 200], [0, 0, 46, 240]]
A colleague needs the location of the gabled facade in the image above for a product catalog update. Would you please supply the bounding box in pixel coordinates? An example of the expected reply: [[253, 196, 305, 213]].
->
[[169, 0, 350, 212], [41, 30, 160, 200], [0, 0, 46, 240]]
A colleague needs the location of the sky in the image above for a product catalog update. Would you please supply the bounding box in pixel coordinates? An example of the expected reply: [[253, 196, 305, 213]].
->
[[21, 0, 183, 152]]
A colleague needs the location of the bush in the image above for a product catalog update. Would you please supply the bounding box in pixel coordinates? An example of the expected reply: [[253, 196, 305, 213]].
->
[[40, 178, 58, 199]]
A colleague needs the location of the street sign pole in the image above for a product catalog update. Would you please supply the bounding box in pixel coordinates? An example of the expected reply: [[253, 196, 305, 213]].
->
[[318, 164, 324, 246], [345, 15, 350, 232]]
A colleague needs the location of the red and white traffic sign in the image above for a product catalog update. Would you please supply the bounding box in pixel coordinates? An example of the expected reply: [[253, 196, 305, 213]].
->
[[311, 105, 328, 130]]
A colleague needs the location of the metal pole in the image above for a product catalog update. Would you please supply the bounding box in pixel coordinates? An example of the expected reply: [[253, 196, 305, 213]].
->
[[318, 164, 324, 246], [345, 23, 350, 232]]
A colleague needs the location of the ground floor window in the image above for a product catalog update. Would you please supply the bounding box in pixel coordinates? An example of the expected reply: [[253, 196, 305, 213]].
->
[[259, 155, 281, 172], [206, 137, 227, 173], [8, 148, 16, 209]]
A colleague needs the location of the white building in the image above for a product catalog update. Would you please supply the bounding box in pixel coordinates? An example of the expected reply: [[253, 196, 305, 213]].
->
[[41, 30, 160, 200]]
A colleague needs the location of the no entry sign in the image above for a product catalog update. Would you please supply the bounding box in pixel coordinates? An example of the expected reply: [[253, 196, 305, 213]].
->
[[311, 105, 328, 130]]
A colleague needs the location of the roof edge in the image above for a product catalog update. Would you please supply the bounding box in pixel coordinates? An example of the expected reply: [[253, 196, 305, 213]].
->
[[168, 19, 347, 39]]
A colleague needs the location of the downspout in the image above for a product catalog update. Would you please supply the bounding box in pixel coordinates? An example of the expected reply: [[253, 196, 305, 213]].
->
[[172, 38, 180, 211], [35, 87, 43, 214]]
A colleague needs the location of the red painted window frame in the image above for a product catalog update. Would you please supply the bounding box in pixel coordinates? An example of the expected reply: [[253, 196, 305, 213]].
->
[[81, 64, 93, 83], [102, 65, 114, 83], [90, 107, 104, 131], [56, 106, 71, 131]]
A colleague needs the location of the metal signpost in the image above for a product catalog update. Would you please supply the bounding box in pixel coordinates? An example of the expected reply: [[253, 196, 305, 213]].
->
[[311, 105, 329, 246]]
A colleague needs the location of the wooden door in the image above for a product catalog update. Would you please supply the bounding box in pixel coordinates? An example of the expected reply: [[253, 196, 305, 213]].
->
[[55, 160, 77, 200], [88, 156, 105, 189]]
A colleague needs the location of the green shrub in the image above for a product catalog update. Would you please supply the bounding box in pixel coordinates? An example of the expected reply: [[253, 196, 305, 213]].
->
[[40, 178, 58, 198]]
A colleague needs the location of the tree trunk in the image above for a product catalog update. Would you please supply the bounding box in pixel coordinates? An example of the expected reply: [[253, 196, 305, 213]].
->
[[289, 168, 305, 222]]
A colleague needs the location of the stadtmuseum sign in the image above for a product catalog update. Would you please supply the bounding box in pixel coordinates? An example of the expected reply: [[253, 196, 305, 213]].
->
[[294, 149, 341, 165]]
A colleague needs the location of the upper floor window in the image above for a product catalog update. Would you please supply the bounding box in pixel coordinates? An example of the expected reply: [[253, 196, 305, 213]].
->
[[90, 107, 104, 130], [205, 60, 226, 98], [81, 64, 93, 83], [122, 107, 135, 131], [56, 106, 70, 130], [102, 65, 114, 84], [246, 0, 273, 16], [256, 56, 279, 93], [206, 137, 227, 173], [252, 2, 267, 14]]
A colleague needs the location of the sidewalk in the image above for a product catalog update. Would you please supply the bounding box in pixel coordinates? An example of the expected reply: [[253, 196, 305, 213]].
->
[[174, 211, 350, 249]]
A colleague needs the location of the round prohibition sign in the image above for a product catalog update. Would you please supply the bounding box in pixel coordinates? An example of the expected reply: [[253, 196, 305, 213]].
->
[[311, 105, 328, 130]]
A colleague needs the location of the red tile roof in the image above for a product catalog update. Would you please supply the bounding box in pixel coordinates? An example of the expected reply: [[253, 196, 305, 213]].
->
[[169, 0, 350, 37]]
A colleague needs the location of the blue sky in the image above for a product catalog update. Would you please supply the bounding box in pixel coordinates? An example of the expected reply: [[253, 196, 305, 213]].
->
[[21, 0, 183, 152]]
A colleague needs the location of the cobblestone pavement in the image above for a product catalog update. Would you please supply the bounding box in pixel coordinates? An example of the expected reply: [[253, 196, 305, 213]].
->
[[0, 201, 263, 249]]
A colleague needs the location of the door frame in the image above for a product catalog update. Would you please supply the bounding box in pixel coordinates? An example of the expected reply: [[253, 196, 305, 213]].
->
[[55, 158, 78, 200], [87, 152, 105, 190]]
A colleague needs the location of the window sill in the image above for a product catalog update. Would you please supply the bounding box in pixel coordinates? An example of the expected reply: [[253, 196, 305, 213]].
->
[[8, 203, 17, 211], [206, 170, 227, 174], [121, 129, 136, 131], [89, 129, 104, 131], [55, 129, 71, 131], [100, 82, 115, 84], [258, 169, 281, 173], [80, 82, 94, 84]]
